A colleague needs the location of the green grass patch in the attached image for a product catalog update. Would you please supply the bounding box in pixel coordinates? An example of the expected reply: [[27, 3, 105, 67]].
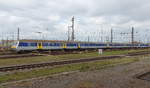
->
[[0, 57, 141, 84], [0, 48, 149, 67]]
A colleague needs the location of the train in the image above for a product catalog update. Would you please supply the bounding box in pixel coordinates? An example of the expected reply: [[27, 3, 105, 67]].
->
[[10, 40, 150, 52]]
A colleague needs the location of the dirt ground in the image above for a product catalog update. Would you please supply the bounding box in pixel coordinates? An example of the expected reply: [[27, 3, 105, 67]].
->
[[2, 56, 150, 88]]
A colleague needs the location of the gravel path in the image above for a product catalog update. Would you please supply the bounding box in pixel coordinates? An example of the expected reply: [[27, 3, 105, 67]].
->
[[2, 56, 150, 88]]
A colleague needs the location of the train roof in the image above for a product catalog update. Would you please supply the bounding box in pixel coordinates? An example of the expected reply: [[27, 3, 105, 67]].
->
[[17, 39, 147, 44], [18, 39, 107, 44]]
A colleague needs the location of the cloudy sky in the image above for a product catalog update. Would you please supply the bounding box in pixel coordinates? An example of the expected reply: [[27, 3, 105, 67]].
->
[[0, 0, 150, 43]]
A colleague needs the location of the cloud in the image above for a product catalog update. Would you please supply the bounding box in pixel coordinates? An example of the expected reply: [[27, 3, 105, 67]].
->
[[0, 0, 150, 42], [48, 15, 60, 22]]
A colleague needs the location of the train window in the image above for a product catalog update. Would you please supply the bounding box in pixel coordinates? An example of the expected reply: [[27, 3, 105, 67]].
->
[[49, 43, 53, 46], [72, 44, 76, 46], [80, 44, 83, 46], [30, 43, 37, 46], [59, 43, 63, 46], [73, 44, 77, 46], [80, 43, 90, 46], [84, 44, 86, 46], [54, 43, 59, 46], [43, 43, 48, 46], [127, 44, 131, 46], [67, 43, 76, 46], [109, 44, 113, 46], [85, 44, 89, 46], [19, 42, 29, 47], [56, 43, 61, 46], [140, 44, 148, 46], [75, 44, 77, 46], [55, 43, 58, 46], [49, 43, 55, 46], [67, 43, 71, 46], [67, 43, 70, 46], [48, 43, 61, 46], [53, 43, 56, 46], [91, 44, 95, 46], [103, 44, 107, 46]]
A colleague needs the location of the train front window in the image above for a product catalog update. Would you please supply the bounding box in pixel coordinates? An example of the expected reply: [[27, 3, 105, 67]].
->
[[38, 43, 42, 46]]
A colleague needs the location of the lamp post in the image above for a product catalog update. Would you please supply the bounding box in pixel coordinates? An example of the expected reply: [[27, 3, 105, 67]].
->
[[35, 32, 42, 40]]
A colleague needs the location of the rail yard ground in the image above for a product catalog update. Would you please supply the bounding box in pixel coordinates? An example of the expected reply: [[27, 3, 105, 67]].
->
[[0, 49, 150, 88], [2, 55, 150, 88], [0, 49, 149, 67]]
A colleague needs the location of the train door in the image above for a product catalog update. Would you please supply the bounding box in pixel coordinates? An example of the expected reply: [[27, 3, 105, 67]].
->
[[106, 43, 110, 48], [63, 43, 66, 48], [78, 43, 80, 48], [37, 42, 43, 49]]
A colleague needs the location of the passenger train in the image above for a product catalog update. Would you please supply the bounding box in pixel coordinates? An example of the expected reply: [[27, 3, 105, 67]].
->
[[11, 40, 150, 52]]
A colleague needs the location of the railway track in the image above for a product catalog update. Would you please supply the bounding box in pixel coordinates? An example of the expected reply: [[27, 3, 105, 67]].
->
[[137, 71, 150, 81], [0, 51, 150, 72], [0, 54, 44, 59]]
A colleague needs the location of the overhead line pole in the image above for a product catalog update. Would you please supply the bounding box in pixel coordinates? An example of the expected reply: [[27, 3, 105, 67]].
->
[[111, 28, 113, 43], [71, 16, 75, 41], [88, 35, 90, 42], [68, 26, 71, 41], [17, 27, 20, 41], [131, 27, 134, 44]]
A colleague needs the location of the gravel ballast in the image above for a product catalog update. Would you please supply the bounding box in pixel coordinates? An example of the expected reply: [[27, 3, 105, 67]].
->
[[2, 56, 150, 88]]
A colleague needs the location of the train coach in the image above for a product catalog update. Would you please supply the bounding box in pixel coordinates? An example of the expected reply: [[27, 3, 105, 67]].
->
[[11, 40, 150, 52]]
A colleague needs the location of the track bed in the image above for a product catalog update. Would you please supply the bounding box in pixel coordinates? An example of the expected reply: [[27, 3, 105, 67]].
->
[[0, 54, 44, 59], [0, 51, 150, 72]]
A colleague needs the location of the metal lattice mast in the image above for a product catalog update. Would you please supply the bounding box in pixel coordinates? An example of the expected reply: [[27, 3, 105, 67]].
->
[[111, 28, 113, 43], [131, 27, 134, 44], [71, 16, 75, 41]]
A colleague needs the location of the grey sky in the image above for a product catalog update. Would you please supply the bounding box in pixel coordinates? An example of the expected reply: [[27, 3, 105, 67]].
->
[[0, 0, 150, 43]]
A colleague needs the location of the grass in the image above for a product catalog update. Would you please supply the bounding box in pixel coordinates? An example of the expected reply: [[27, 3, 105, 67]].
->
[[0, 48, 149, 67], [0, 56, 141, 84]]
